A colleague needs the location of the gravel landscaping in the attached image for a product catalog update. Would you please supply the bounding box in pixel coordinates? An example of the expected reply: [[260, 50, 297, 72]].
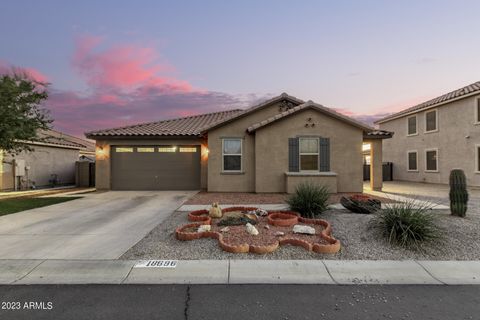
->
[[121, 207, 480, 260]]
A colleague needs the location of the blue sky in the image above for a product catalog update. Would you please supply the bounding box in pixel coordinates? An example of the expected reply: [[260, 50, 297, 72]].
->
[[1, 0, 479, 136]]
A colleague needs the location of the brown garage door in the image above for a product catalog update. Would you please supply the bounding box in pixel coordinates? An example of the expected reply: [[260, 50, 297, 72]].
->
[[111, 145, 201, 190]]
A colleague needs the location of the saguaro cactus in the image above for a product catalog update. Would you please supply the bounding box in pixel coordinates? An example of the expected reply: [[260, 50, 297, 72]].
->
[[449, 169, 469, 217]]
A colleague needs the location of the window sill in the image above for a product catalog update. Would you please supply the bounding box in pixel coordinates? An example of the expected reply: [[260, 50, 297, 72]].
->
[[407, 170, 419, 172], [407, 133, 418, 137], [424, 129, 438, 134], [285, 171, 337, 177], [425, 170, 439, 173], [221, 171, 245, 175]]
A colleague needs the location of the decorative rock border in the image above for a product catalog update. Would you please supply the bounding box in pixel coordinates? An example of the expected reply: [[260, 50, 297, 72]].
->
[[176, 207, 341, 254]]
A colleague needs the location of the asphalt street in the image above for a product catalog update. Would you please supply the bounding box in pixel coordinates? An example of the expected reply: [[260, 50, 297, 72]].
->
[[0, 284, 478, 320]]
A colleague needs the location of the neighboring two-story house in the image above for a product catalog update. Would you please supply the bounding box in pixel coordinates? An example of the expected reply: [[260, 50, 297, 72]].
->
[[376, 81, 480, 187]]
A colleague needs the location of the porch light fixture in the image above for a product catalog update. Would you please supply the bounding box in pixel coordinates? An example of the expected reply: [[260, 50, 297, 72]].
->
[[96, 146, 106, 160]]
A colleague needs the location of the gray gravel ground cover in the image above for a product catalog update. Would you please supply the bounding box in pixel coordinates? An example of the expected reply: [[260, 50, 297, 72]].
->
[[121, 208, 480, 260]]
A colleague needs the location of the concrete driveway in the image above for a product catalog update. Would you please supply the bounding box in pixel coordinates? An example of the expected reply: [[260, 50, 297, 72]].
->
[[0, 191, 196, 259]]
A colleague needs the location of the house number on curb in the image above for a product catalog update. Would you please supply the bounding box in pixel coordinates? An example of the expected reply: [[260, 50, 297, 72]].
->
[[134, 260, 178, 268]]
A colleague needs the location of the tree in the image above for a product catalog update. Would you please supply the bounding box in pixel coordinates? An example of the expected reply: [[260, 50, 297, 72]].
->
[[0, 72, 52, 154]]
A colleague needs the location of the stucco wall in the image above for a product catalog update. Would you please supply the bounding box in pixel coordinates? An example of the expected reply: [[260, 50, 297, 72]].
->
[[254, 108, 364, 193], [1, 146, 79, 190], [207, 100, 298, 192], [285, 173, 338, 194], [95, 138, 208, 190], [379, 94, 480, 186]]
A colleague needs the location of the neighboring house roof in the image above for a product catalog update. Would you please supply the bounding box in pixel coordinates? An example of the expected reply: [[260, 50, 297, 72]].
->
[[376, 81, 480, 124], [39, 130, 95, 151], [199, 93, 305, 133], [246, 101, 375, 133], [364, 130, 394, 139], [17, 129, 95, 150], [85, 109, 243, 138]]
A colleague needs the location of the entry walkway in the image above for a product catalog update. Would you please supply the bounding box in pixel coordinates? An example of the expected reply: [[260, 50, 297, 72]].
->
[[364, 181, 480, 213]]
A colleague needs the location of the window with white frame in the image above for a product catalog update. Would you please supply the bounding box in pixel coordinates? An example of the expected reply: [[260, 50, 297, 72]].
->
[[476, 98, 480, 124], [425, 149, 438, 172], [407, 115, 417, 136], [407, 151, 418, 171], [476, 145, 480, 173], [299, 137, 319, 171], [222, 138, 242, 172], [425, 109, 438, 132]]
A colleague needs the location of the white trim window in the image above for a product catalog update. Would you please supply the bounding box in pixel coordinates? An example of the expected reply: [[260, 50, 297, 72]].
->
[[425, 109, 438, 133], [476, 145, 480, 173], [475, 98, 480, 124], [222, 138, 242, 172], [407, 150, 418, 171], [425, 148, 439, 172], [407, 115, 418, 136], [299, 137, 319, 171]]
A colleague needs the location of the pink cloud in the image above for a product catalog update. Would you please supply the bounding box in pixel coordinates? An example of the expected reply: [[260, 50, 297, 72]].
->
[[0, 60, 49, 83], [72, 35, 192, 93]]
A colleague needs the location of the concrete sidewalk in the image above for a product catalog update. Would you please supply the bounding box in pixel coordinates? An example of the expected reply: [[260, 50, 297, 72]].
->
[[1, 259, 479, 285]]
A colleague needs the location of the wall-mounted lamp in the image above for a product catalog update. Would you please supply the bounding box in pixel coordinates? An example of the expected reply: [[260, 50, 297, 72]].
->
[[96, 146, 107, 160]]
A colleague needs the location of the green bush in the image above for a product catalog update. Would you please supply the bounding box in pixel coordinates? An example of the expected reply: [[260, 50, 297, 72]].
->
[[286, 182, 329, 218], [449, 169, 468, 217], [369, 200, 442, 250]]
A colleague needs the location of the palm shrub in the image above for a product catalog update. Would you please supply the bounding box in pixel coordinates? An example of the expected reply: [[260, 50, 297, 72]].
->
[[369, 200, 442, 250], [449, 169, 468, 217], [286, 182, 329, 218]]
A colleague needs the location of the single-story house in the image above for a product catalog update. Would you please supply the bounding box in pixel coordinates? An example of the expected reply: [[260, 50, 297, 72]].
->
[[0, 129, 95, 191], [86, 94, 392, 193]]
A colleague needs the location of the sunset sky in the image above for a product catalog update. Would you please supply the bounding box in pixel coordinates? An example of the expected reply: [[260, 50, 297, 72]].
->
[[1, 0, 479, 137]]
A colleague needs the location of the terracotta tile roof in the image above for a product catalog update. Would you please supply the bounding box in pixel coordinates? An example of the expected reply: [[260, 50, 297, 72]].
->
[[376, 81, 480, 123], [199, 93, 304, 133], [85, 109, 243, 138], [246, 101, 375, 133], [40, 130, 95, 151]]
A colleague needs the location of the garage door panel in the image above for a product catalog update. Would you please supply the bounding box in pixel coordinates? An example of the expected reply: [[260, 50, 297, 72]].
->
[[111, 146, 200, 190]]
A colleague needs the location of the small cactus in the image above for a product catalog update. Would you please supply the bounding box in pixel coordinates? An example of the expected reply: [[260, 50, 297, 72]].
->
[[449, 169, 468, 217]]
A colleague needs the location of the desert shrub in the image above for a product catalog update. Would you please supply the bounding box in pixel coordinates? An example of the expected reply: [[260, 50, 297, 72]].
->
[[286, 182, 329, 218], [369, 200, 442, 250], [449, 169, 468, 217]]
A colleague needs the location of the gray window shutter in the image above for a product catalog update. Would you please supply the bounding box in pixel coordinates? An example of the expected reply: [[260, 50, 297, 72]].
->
[[288, 137, 299, 172], [319, 137, 330, 172]]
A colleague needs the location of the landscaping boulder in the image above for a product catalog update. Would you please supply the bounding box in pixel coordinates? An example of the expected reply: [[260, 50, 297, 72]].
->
[[198, 225, 211, 233], [293, 225, 316, 235], [246, 223, 259, 236]]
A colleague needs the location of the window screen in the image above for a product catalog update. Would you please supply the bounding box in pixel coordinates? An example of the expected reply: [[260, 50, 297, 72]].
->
[[426, 150, 437, 171], [425, 111, 437, 132]]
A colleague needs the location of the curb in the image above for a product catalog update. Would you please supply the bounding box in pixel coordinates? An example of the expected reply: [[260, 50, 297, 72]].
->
[[0, 259, 479, 285]]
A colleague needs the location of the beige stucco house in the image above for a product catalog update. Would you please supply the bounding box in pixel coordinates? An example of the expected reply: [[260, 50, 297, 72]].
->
[[377, 81, 480, 187], [0, 129, 95, 191], [86, 94, 392, 193]]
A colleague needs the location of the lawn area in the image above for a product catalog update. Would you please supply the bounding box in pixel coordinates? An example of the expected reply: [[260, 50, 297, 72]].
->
[[0, 197, 81, 216]]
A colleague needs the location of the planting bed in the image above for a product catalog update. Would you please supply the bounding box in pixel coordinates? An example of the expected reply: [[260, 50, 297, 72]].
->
[[175, 207, 340, 254]]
